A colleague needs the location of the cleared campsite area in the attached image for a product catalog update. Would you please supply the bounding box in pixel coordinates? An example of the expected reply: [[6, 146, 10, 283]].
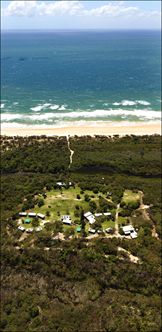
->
[[16, 186, 143, 239]]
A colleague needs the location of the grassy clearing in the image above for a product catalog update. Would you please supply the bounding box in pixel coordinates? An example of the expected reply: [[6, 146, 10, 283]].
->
[[18, 186, 118, 235], [118, 216, 128, 226], [102, 220, 115, 230], [122, 190, 141, 205], [34, 186, 106, 223]]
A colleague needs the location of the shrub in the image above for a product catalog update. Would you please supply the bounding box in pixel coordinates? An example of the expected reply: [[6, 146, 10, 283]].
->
[[84, 194, 90, 202], [37, 198, 44, 207]]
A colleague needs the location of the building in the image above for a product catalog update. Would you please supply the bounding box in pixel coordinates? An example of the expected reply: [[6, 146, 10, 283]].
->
[[61, 215, 72, 225], [19, 212, 27, 217], [88, 228, 96, 234], [122, 225, 137, 238], [56, 182, 66, 187], [95, 213, 103, 217], [84, 212, 96, 224], [105, 227, 113, 234], [122, 225, 134, 235], [130, 230, 138, 239], [103, 212, 111, 217], [37, 213, 45, 220], [28, 212, 37, 218], [26, 228, 33, 233], [18, 225, 25, 231], [24, 218, 31, 224], [35, 227, 43, 232], [76, 226, 81, 233]]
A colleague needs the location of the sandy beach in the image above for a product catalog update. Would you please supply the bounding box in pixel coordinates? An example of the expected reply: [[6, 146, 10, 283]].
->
[[1, 122, 161, 137]]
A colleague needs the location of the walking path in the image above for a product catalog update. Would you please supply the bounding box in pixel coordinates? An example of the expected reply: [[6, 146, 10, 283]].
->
[[118, 247, 141, 264], [139, 191, 159, 239], [67, 135, 74, 169], [115, 203, 120, 236]]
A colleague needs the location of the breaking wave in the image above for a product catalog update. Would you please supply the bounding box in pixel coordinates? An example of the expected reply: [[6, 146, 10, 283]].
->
[[30, 103, 67, 112], [1, 109, 161, 124], [112, 100, 151, 106]]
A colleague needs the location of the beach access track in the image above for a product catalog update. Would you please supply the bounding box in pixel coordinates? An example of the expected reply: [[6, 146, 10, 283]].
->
[[66, 135, 74, 169]]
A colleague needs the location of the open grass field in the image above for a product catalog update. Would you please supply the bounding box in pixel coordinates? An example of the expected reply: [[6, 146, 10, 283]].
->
[[122, 190, 141, 205], [17, 188, 142, 236], [34, 186, 107, 222]]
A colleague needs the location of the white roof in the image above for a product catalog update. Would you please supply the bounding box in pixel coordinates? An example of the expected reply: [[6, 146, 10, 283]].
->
[[84, 212, 92, 218], [95, 213, 103, 217], [28, 212, 37, 217], [56, 182, 66, 186], [122, 225, 134, 234], [84, 212, 96, 224], [105, 228, 113, 233], [37, 213, 45, 218], [89, 228, 96, 234], [130, 231, 138, 239], [26, 228, 33, 233], [19, 212, 27, 216], [18, 226, 25, 231], [88, 216, 96, 224], [35, 227, 43, 232], [103, 212, 111, 216], [62, 215, 72, 224]]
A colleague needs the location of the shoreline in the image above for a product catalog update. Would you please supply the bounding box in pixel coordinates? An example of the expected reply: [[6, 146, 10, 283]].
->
[[1, 122, 161, 137]]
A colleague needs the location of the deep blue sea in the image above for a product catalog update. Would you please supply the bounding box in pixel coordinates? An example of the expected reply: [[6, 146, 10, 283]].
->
[[1, 30, 161, 128]]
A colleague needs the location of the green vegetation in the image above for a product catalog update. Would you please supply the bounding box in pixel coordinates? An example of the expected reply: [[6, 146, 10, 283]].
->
[[121, 189, 141, 208], [1, 134, 161, 332]]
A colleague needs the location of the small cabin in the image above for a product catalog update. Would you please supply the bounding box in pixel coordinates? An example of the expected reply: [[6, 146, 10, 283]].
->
[[84, 212, 96, 224], [103, 212, 111, 217], [37, 213, 45, 220], [105, 227, 113, 234], [18, 225, 25, 231], [28, 212, 37, 218], [26, 228, 33, 233], [95, 213, 103, 217], [61, 215, 72, 225], [35, 226, 43, 232], [88, 228, 96, 234], [122, 225, 134, 235], [24, 218, 31, 224], [56, 182, 66, 187], [19, 212, 27, 217], [122, 225, 137, 238]]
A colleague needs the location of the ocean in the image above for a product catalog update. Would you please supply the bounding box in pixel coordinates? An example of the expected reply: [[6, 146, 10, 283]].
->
[[1, 30, 161, 128]]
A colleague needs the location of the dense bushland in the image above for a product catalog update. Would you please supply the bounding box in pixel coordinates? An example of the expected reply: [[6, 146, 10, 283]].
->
[[1, 135, 161, 332]]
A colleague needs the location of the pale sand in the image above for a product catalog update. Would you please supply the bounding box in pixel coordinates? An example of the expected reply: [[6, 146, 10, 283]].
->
[[1, 122, 161, 137]]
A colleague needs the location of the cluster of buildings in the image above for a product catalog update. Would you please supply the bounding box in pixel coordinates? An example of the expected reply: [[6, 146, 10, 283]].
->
[[56, 181, 73, 187], [18, 206, 137, 239], [18, 211, 45, 232], [84, 211, 111, 224], [61, 211, 113, 235], [19, 212, 45, 219]]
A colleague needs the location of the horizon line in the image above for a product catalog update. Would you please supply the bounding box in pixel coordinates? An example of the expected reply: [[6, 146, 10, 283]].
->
[[1, 28, 161, 32]]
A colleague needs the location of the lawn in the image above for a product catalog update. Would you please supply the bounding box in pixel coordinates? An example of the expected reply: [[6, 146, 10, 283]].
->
[[34, 186, 107, 223], [118, 216, 128, 226], [102, 219, 115, 230], [122, 190, 141, 205], [18, 186, 117, 235]]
